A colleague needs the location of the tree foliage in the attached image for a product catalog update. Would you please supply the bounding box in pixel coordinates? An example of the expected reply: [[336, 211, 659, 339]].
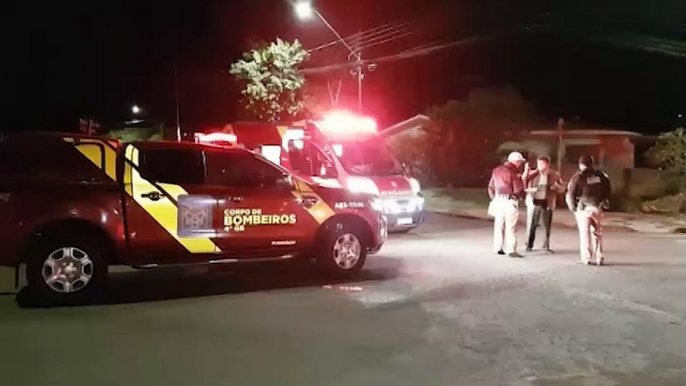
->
[[422, 87, 537, 186], [104, 126, 163, 142], [646, 127, 686, 192], [230, 38, 310, 121]]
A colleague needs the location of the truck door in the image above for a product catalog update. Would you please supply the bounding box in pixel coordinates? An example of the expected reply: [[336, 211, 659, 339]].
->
[[122, 144, 219, 263], [203, 149, 320, 258], [285, 140, 341, 188]]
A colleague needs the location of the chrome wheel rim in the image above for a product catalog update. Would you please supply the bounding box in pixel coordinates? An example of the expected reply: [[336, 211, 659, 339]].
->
[[42, 247, 94, 294], [332, 233, 362, 270]]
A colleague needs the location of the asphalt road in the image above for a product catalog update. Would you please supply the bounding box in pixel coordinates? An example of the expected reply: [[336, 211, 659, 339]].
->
[[1, 214, 685, 386]]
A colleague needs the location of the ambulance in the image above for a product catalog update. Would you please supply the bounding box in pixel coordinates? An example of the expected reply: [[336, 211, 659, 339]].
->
[[195, 111, 425, 233]]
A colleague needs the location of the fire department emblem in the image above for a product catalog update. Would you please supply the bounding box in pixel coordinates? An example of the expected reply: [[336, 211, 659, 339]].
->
[[177, 195, 215, 237], [182, 207, 209, 229]]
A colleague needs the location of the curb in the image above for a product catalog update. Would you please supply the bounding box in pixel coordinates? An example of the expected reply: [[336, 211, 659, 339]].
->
[[430, 210, 636, 233]]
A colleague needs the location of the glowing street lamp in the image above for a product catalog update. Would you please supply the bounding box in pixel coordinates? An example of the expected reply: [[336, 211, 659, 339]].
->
[[131, 105, 142, 115], [293, 1, 364, 112], [294, 1, 314, 20]]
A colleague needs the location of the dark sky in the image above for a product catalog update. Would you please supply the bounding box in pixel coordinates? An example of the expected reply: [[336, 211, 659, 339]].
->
[[5, 0, 686, 133]]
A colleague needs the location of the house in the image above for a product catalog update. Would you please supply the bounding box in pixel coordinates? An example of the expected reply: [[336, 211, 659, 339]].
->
[[379, 114, 430, 140], [500, 128, 644, 169]]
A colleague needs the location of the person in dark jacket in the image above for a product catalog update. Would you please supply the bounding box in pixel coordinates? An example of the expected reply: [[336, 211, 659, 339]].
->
[[488, 152, 526, 258], [522, 156, 565, 253], [566, 155, 612, 265]]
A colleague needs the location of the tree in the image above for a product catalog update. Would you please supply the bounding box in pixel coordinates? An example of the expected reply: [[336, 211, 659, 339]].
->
[[646, 127, 686, 193], [423, 87, 537, 186], [230, 38, 310, 121], [103, 125, 164, 142]]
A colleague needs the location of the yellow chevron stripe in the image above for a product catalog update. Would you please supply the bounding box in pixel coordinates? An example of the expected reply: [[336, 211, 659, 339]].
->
[[276, 125, 288, 138], [124, 145, 219, 254], [291, 178, 335, 224], [64, 138, 117, 180], [65, 138, 219, 254]]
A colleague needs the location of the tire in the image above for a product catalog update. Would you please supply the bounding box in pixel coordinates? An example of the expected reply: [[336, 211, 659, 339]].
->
[[26, 234, 108, 304], [318, 220, 368, 278]]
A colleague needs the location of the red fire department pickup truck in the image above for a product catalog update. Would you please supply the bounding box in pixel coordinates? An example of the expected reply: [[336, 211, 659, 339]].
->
[[0, 132, 387, 302]]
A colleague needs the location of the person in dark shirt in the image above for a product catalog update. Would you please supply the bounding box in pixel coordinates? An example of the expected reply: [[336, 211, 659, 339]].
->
[[566, 155, 612, 265], [488, 152, 526, 258]]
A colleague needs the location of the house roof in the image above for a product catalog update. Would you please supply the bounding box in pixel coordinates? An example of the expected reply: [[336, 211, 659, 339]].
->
[[379, 114, 431, 137]]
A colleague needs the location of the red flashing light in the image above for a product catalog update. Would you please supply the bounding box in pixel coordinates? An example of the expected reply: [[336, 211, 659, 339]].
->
[[319, 111, 377, 134]]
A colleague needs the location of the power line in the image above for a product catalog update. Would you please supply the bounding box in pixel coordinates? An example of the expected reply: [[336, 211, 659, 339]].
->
[[351, 23, 412, 48], [300, 34, 501, 75], [355, 30, 414, 52], [307, 23, 395, 52], [307, 22, 411, 53]]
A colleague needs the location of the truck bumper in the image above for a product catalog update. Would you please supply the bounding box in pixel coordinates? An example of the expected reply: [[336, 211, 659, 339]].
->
[[381, 195, 425, 232], [368, 214, 387, 255]]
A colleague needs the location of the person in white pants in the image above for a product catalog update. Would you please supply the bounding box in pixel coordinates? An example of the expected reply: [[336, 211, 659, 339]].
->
[[566, 155, 612, 265], [488, 152, 526, 258]]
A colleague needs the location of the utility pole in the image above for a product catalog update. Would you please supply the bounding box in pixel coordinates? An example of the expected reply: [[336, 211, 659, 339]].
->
[[348, 44, 370, 114], [355, 51, 363, 113], [175, 64, 181, 142], [557, 117, 564, 172]]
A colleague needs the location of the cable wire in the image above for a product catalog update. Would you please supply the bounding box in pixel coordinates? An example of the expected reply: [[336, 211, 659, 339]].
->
[[307, 22, 412, 53]]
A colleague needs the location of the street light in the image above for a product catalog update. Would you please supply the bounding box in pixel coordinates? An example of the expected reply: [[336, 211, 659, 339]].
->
[[294, 1, 314, 20], [294, 1, 364, 113], [132, 105, 142, 115]]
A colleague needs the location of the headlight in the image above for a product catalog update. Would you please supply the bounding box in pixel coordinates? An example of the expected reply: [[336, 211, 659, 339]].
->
[[409, 178, 421, 195], [347, 177, 380, 196], [370, 197, 383, 212]]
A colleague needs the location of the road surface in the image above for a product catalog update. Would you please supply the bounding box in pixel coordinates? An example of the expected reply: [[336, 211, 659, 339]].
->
[[1, 214, 685, 386]]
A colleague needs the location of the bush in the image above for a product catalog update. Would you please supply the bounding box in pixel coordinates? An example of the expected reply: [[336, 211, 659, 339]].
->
[[646, 127, 686, 193], [641, 193, 686, 214]]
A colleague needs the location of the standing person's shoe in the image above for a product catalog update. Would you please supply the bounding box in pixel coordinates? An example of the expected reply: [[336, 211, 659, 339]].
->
[[579, 259, 591, 265], [525, 246, 533, 252], [497, 250, 505, 255], [595, 257, 604, 266], [543, 247, 555, 254], [508, 252, 524, 258]]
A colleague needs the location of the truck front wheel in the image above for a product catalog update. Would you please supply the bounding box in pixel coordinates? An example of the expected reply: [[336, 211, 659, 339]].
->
[[319, 220, 368, 277], [26, 235, 108, 304]]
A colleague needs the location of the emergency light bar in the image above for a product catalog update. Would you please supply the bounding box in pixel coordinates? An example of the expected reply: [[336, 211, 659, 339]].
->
[[318, 111, 377, 134], [195, 132, 238, 144]]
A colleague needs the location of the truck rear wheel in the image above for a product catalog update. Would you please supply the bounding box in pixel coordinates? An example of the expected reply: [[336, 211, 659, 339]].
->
[[319, 220, 368, 277], [26, 235, 108, 304]]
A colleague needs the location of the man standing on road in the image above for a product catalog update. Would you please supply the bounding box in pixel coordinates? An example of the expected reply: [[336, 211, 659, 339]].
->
[[523, 156, 565, 253], [488, 152, 526, 258], [566, 155, 612, 266]]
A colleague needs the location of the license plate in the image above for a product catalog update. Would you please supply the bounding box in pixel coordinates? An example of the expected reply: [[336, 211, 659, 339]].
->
[[397, 217, 413, 225]]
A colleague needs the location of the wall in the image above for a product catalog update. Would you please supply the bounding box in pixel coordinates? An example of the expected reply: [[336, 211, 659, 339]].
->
[[600, 137, 635, 169]]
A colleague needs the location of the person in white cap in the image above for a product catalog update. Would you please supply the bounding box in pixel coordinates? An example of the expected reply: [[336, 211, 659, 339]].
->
[[487, 152, 526, 258]]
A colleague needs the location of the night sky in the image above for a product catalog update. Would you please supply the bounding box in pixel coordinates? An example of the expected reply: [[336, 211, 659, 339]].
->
[[5, 0, 686, 134]]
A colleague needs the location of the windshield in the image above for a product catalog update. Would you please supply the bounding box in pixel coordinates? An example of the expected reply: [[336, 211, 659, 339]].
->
[[334, 139, 404, 176]]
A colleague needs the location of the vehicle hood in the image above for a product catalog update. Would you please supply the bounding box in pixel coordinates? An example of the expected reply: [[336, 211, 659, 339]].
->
[[371, 175, 413, 196]]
